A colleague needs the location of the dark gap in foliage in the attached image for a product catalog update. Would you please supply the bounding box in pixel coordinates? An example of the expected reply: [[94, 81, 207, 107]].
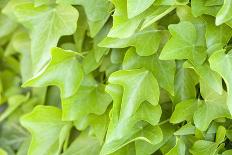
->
[[0, 103, 8, 114], [225, 138, 232, 150], [222, 79, 227, 91], [158, 10, 179, 29], [195, 84, 203, 100], [58, 35, 75, 47], [44, 86, 61, 108]]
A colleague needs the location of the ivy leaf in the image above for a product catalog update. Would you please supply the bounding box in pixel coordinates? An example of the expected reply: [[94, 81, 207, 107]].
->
[[172, 61, 198, 103], [159, 21, 207, 65], [193, 80, 231, 131], [183, 61, 223, 94], [204, 16, 232, 55], [62, 131, 101, 155], [170, 99, 199, 124], [57, 0, 113, 37], [127, 0, 156, 18], [190, 140, 218, 155], [216, 0, 232, 25], [122, 48, 175, 95], [108, 69, 160, 114], [20, 105, 72, 155], [0, 94, 29, 121], [101, 68, 161, 154], [174, 123, 196, 136], [22, 47, 84, 98], [62, 84, 112, 122], [0, 148, 7, 155], [14, 3, 79, 73], [209, 49, 232, 115], [99, 28, 161, 56], [165, 138, 185, 155]]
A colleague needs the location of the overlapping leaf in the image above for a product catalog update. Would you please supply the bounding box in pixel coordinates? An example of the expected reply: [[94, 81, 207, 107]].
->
[[14, 2, 79, 73]]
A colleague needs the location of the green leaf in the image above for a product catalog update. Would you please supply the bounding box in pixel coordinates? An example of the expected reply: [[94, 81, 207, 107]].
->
[[123, 48, 175, 95], [170, 99, 199, 124], [59, 0, 112, 37], [216, 0, 232, 25], [223, 150, 232, 155], [62, 131, 101, 155], [172, 61, 198, 103], [190, 140, 218, 155], [22, 47, 84, 98], [165, 138, 185, 155], [209, 49, 232, 115], [174, 123, 196, 135], [160, 21, 207, 65], [184, 61, 223, 94], [193, 81, 231, 131], [101, 69, 161, 154], [62, 84, 111, 122], [99, 28, 161, 56], [0, 148, 7, 155], [20, 105, 72, 155], [14, 3, 79, 73], [0, 94, 29, 121], [215, 126, 226, 143], [127, 0, 156, 18], [204, 16, 232, 55]]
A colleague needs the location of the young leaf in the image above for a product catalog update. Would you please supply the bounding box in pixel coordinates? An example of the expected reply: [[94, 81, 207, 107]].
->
[[216, 0, 232, 25], [22, 47, 84, 98], [123, 48, 175, 95], [62, 84, 111, 121], [170, 99, 199, 124], [127, 0, 156, 18], [159, 21, 207, 65], [15, 3, 79, 73], [209, 49, 232, 115], [99, 28, 161, 56], [165, 138, 185, 155], [20, 105, 72, 155]]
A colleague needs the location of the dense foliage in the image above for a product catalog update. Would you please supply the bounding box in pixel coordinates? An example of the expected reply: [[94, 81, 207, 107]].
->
[[0, 0, 232, 154]]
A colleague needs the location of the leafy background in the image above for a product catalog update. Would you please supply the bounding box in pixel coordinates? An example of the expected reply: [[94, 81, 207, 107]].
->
[[0, 0, 232, 155]]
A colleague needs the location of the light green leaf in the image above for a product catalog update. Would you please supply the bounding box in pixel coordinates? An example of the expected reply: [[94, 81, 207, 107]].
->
[[223, 150, 232, 155], [191, 0, 222, 17], [0, 13, 17, 40], [127, 0, 156, 18], [172, 61, 198, 103], [209, 49, 232, 115], [20, 105, 72, 155], [190, 140, 218, 155], [204, 16, 232, 55], [165, 138, 185, 155], [22, 47, 84, 98], [216, 0, 232, 25], [62, 131, 101, 155], [193, 81, 231, 131], [123, 48, 175, 95], [184, 61, 223, 94], [15, 3, 79, 73], [160, 21, 206, 65], [99, 28, 161, 56], [62, 84, 111, 122], [216, 126, 226, 143], [33, 0, 56, 6], [0, 94, 29, 121], [57, 0, 112, 37], [101, 68, 161, 154], [141, 5, 176, 30], [174, 123, 196, 135], [170, 99, 199, 124]]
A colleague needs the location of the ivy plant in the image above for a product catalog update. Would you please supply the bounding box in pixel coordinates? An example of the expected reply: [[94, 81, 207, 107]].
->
[[0, 0, 232, 155]]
